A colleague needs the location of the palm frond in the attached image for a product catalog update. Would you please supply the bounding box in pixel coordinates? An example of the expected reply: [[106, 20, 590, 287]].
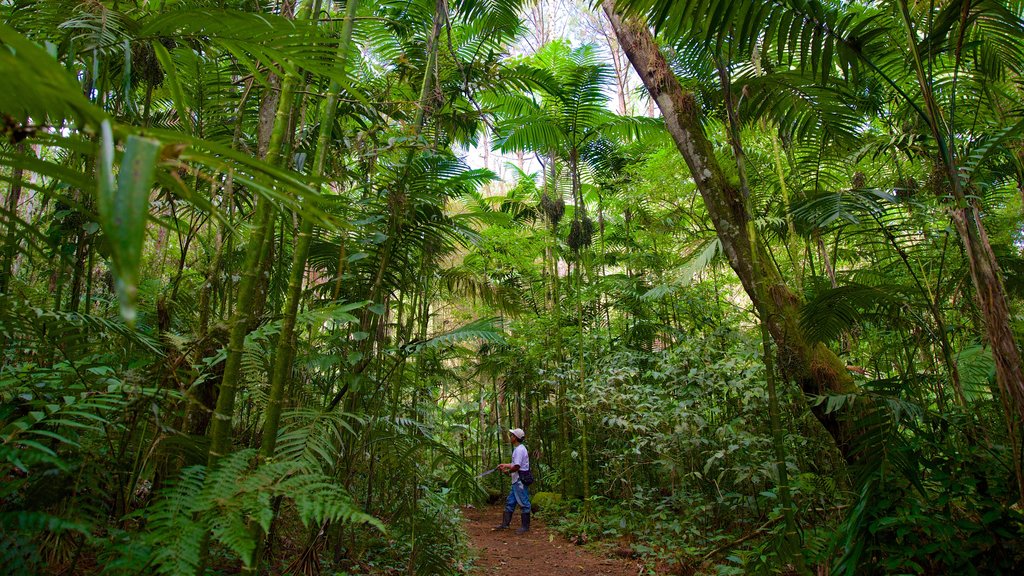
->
[[0, 22, 105, 127], [799, 282, 911, 344], [403, 317, 507, 353]]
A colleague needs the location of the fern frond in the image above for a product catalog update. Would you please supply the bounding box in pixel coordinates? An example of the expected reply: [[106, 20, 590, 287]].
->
[[279, 474, 383, 530], [403, 317, 507, 353], [275, 408, 363, 474], [142, 448, 382, 574], [145, 464, 208, 576]]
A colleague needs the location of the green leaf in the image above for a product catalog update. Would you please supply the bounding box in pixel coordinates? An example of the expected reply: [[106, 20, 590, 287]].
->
[[151, 41, 192, 135], [97, 122, 160, 325], [404, 317, 506, 353], [0, 23, 104, 127]]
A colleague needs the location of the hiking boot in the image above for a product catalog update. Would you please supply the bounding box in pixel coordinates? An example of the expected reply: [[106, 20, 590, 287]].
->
[[516, 512, 530, 534], [494, 510, 512, 530]]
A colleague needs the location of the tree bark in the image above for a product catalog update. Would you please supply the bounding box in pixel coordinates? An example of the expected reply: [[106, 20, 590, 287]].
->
[[952, 207, 1024, 422], [602, 1, 859, 461]]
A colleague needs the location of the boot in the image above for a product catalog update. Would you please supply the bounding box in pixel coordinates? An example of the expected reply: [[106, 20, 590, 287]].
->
[[494, 510, 512, 530], [516, 512, 530, 534]]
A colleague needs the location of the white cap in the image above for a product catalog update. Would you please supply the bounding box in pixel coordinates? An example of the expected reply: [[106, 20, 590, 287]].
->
[[509, 428, 525, 439]]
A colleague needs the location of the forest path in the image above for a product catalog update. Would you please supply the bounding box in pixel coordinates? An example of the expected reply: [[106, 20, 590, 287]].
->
[[462, 505, 640, 575]]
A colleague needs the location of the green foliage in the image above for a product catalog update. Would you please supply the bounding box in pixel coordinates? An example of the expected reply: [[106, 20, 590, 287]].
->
[[2, 0, 1023, 574], [0, 511, 89, 574], [140, 449, 380, 575], [399, 489, 469, 576], [0, 21, 104, 126], [404, 317, 507, 354], [825, 380, 1024, 574], [274, 407, 363, 474]]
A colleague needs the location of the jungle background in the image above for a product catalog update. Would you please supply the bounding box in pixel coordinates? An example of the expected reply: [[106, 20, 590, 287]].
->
[[2, 0, 1024, 574]]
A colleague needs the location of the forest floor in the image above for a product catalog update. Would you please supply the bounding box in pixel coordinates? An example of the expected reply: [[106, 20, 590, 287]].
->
[[462, 505, 641, 575]]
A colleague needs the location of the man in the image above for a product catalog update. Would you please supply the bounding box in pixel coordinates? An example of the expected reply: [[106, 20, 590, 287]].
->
[[494, 427, 531, 534]]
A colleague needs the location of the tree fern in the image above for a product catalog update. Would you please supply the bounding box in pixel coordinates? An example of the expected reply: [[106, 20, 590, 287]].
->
[[640, 237, 722, 300], [955, 344, 997, 403], [799, 282, 912, 344]]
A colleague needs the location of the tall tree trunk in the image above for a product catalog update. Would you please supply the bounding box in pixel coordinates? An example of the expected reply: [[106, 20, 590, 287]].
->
[[952, 209, 1024, 419], [206, 1, 313, 466], [0, 142, 26, 295], [67, 190, 92, 313], [260, 0, 360, 462], [256, 77, 281, 159], [602, 1, 860, 462], [718, 58, 809, 573]]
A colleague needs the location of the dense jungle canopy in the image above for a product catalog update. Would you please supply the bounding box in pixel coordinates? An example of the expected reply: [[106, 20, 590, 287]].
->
[[2, 0, 1024, 574]]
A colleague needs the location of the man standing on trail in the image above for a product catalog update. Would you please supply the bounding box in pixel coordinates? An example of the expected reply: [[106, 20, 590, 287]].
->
[[494, 427, 532, 534]]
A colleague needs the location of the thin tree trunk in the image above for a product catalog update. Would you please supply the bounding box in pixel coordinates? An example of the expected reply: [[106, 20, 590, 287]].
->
[[206, 1, 313, 465], [198, 171, 233, 339], [257, 74, 281, 159], [893, 0, 1024, 429], [0, 142, 26, 295], [718, 58, 809, 574], [260, 0, 360, 461], [953, 209, 1024, 420], [67, 197, 91, 313]]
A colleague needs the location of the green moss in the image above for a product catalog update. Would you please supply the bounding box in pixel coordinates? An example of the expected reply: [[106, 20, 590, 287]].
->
[[530, 491, 563, 511]]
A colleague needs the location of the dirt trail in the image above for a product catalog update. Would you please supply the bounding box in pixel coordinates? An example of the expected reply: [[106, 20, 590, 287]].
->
[[462, 505, 640, 575]]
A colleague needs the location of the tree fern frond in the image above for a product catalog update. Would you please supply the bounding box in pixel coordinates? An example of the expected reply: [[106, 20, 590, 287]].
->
[[280, 474, 383, 530], [641, 237, 721, 300], [275, 408, 364, 473], [814, 384, 926, 496], [790, 187, 895, 234], [144, 464, 208, 576], [955, 344, 996, 403]]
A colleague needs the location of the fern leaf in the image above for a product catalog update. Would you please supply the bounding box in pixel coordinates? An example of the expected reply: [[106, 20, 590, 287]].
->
[[403, 317, 506, 353]]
